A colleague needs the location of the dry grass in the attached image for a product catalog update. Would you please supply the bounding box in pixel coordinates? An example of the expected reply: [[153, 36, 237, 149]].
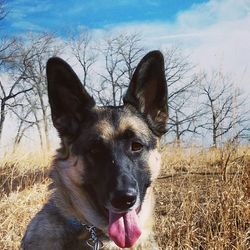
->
[[155, 146, 250, 250], [0, 146, 250, 249], [0, 148, 52, 196], [0, 182, 50, 250]]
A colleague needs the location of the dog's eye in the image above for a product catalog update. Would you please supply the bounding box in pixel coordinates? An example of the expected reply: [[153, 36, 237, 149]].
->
[[88, 139, 103, 155], [90, 148, 100, 155], [131, 141, 143, 152]]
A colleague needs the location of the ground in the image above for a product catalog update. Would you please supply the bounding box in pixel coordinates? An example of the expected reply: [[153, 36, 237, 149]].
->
[[0, 146, 250, 249]]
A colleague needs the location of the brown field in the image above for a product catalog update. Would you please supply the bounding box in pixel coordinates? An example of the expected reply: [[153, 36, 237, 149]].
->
[[0, 146, 250, 249]]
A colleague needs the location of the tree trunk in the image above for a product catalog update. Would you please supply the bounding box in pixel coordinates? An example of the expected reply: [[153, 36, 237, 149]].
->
[[213, 126, 217, 148], [13, 119, 24, 152], [43, 114, 50, 151], [212, 112, 217, 147], [36, 123, 44, 150], [112, 82, 116, 106], [0, 100, 6, 143], [37, 86, 50, 150], [175, 111, 181, 147]]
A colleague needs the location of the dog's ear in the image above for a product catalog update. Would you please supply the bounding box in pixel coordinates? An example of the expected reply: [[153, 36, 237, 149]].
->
[[123, 50, 168, 136], [46, 57, 95, 137]]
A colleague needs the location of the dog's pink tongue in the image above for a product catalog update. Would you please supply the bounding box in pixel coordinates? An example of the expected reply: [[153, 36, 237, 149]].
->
[[108, 209, 141, 248]]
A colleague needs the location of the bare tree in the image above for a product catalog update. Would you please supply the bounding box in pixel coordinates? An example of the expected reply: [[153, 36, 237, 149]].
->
[[0, 78, 32, 142], [167, 88, 202, 146], [0, 38, 18, 67], [12, 105, 35, 151], [0, 0, 34, 144], [11, 88, 45, 150], [68, 30, 97, 87], [95, 33, 144, 106], [116, 33, 144, 83], [10, 33, 61, 149], [199, 71, 249, 147], [0, 38, 34, 143], [163, 47, 201, 145], [98, 37, 126, 106]]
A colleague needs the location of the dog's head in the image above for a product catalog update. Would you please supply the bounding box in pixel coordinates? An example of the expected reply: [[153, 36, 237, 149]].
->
[[46, 51, 168, 248]]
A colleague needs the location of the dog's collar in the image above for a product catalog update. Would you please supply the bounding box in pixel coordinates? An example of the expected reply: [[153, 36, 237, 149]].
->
[[68, 218, 85, 232], [67, 218, 104, 249]]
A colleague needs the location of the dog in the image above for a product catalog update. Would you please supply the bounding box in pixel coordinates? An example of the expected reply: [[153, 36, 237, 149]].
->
[[22, 50, 168, 249]]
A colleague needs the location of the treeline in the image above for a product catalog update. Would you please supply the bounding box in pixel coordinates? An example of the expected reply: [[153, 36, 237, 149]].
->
[[0, 4, 249, 151]]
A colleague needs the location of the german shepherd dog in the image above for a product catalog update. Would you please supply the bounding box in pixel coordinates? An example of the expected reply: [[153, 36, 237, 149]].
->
[[22, 50, 168, 249]]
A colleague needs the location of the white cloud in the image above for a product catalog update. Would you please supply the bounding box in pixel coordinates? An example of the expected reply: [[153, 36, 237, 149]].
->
[[174, 0, 250, 92], [176, 0, 250, 28], [90, 0, 250, 93]]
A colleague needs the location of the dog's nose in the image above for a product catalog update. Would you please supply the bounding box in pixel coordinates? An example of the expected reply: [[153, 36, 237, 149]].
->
[[110, 189, 137, 210]]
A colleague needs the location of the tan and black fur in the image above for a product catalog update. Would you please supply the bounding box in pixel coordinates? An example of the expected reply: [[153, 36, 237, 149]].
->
[[22, 50, 168, 249]]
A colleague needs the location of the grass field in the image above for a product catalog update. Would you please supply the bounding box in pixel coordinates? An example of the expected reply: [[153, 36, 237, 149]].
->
[[0, 146, 250, 249]]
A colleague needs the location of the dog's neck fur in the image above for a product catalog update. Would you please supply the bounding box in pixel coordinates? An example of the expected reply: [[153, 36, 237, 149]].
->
[[50, 156, 108, 232]]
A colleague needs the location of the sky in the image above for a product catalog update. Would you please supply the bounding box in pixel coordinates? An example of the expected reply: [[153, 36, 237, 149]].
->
[[1, 0, 250, 149], [4, 0, 207, 35], [3, 0, 250, 93]]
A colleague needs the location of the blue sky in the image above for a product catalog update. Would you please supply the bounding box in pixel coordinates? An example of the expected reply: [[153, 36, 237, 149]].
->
[[4, 0, 207, 36], [2, 0, 250, 95], [1, 0, 250, 94]]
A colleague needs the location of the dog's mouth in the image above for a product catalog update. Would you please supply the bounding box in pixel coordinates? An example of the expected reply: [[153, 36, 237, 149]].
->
[[86, 183, 142, 248], [107, 206, 141, 248]]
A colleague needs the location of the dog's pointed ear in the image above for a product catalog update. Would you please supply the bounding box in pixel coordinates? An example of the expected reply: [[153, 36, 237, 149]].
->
[[123, 50, 168, 136], [46, 57, 95, 137]]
